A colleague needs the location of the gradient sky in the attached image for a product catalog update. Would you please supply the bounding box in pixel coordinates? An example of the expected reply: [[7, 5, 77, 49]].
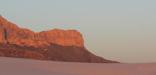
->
[[0, 0, 156, 63]]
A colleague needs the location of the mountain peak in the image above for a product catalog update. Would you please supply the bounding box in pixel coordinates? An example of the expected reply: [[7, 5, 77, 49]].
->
[[0, 15, 8, 24], [0, 15, 19, 30], [0, 15, 6, 24]]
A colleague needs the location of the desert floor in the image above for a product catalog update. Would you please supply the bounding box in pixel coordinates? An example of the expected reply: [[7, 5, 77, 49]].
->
[[0, 57, 156, 75]]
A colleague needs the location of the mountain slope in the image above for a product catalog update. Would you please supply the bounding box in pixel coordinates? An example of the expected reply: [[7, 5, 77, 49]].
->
[[0, 15, 118, 63]]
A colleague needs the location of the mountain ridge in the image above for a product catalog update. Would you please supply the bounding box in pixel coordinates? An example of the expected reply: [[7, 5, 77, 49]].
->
[[0, 15, 84, 47], [0, 15, 118, 63]]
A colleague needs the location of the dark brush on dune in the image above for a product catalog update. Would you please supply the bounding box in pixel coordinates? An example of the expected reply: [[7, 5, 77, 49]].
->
[[0, 15, 118, 63]]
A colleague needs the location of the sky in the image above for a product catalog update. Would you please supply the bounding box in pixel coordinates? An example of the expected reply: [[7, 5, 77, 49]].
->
[[0, 0, 156, 63]]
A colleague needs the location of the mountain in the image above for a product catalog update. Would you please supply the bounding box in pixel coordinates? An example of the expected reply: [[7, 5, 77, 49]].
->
[[0, 15, 118, 63]]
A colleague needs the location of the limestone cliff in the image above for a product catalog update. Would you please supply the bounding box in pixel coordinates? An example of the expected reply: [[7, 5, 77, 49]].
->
[[0, 15, 84, 47], [0, 15, 118, 63]]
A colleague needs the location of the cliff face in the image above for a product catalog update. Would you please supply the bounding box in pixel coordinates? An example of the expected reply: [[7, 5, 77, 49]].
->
[[0, 16, 118, 63], [0, 16, 84, 47]]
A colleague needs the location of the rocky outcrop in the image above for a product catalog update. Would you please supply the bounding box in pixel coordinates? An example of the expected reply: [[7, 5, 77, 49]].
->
[[0, 16, 84, 47], [0, 15, 118, 63], [39, 29, 84, 47]]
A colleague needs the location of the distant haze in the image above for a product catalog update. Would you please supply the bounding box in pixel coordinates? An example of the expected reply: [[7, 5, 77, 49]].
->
[[0, 0, 156, 63]]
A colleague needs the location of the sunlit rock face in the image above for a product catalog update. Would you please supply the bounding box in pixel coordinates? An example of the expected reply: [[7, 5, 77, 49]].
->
[[0, 15, 118, 63], [0, 16, 84, 47]]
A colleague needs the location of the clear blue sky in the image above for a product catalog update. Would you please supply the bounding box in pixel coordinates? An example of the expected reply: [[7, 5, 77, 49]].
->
[[1, 0, 156, 63]]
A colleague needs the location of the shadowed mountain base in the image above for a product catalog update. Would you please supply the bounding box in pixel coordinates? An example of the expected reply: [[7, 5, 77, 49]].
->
[[0, 43, 117, 63]]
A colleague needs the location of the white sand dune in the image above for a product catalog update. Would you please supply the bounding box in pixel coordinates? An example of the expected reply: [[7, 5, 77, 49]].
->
[[0, 57, 156, 75]]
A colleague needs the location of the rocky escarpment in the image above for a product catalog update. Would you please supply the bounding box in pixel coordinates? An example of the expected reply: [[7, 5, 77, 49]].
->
[[0, 16, 84, 47], [0, 15, 118, 63]]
